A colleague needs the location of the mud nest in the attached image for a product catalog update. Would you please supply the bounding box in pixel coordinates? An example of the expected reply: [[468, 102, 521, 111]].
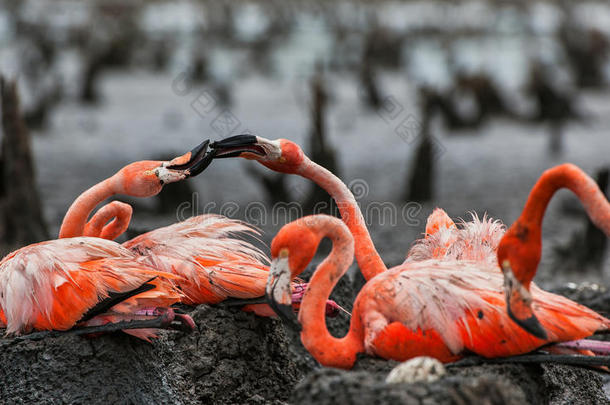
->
[[0, 305, 301, 404], [1, 283, 609, 404]]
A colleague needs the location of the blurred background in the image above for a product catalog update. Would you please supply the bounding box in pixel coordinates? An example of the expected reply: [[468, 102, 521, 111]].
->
[[1, 0, 609, 290]]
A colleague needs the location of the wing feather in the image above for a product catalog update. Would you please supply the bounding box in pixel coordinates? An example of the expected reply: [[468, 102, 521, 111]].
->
[[0, 237, 179, 334], [364, 260, 609, 359], [123, 215, 270, 304]]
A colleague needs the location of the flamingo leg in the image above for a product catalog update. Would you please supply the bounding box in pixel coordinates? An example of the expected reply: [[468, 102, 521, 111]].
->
[[220, 284, 347, 319], [448, 353, 610, 368], [10, 308, 194, 341], [554, 339, 610, 356]]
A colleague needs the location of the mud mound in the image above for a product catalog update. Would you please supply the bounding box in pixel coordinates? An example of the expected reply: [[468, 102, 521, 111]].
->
[[0, 305, 301, 404], [293, 360, 607, 405], [1, 283, 610, 404]]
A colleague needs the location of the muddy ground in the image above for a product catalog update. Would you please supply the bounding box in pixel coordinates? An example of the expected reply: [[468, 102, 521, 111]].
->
[[1, 281, 609, 405]]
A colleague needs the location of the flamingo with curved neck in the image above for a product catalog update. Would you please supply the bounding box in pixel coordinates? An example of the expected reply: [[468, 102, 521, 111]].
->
[[267, 214, 610, 369], [497, 163, 610, 338], [59, 140, 211, 239], [209, 135, 387, 281]]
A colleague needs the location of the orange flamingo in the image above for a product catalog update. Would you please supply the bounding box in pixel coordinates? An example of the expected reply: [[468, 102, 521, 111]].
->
[[58, 141, 340, 317], [0, 237, 194, 340], [497, 164, 610, 338], [0, 140, 212, 338], [265, 214, 610, 369]]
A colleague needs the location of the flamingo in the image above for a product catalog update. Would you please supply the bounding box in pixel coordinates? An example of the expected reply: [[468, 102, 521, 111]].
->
[[0, 141, 216, 338], [497, 164, 610, 339], [264, 214, 610, 369], [0, 237, 194, 340], [58, 140, 341, 318]]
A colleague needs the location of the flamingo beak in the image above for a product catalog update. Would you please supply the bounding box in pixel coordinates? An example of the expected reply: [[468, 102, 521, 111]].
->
[[501, 261, 548, 340], [165, 139, 214, 177], [266, 256, 301, 331], [209, 134, 271, 159]]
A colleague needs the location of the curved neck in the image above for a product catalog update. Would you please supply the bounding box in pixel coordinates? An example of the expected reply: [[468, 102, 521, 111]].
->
[[298, 157, 387, 280], [299, 220, 365, 369], [59, 177, 117, 238], [83, 201, 133, 240], [500, 164, 610, 287], [520, 164, 610, 234]]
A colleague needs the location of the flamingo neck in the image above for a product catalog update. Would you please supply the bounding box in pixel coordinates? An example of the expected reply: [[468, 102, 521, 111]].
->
[[298, 157, 387, 280], [298, 221, 365, 369], [59, 177, 117, 238], [500, 164, 610, 286], [520, 164, 610, 234]]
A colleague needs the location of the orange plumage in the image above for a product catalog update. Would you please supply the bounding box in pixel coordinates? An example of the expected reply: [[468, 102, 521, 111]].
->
[[58, 149, 322, 316], [266, 214, 610, 369], [0, 237, 182, 336]]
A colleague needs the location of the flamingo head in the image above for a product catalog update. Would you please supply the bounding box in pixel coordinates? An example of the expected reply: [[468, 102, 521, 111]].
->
[[497, 221, 547, 340], [113, 140, 213, 197], [209, 135, 305, 174], [266, 220, 320, 330]]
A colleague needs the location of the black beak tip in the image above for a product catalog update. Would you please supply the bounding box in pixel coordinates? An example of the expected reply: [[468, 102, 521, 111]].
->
[[187, 149, 215, 177], [192, 139, 210, 156], [508, 304, 548, 340], [166, 139, 211, 171], [267, 295, 301, 332], [210, 134, 257, 149]]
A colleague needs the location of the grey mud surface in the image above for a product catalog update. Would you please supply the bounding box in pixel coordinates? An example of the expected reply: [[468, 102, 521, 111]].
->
[[1, 283, 609, 404]]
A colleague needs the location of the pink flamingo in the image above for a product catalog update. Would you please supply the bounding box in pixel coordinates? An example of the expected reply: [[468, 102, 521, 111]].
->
[[497, 164, 610, 338], [0, 237, 193, 340], [58, 141, 340, 317], [0, 141, 216, 338], [265, 214, 610, 369]]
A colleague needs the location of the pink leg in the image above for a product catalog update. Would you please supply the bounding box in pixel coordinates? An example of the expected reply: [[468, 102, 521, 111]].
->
[[554, 339, 610, 355]]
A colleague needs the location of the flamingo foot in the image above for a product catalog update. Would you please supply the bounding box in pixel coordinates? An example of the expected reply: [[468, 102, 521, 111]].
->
[[171, 313, 196, 332]]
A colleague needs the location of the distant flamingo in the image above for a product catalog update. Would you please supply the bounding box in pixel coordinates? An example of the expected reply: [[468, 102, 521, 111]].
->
[[208, 135, 387, 281], [0, 237, 193, 340], [265, 214, 610, 369], [59, 141, 340, 317], [497, 164, 610, 338]]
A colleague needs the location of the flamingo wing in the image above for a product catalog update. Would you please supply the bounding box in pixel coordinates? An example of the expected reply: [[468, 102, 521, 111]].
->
[[0, 237, 179, 334], [123, 214, 271, 304], [363, 260, 609, 362]]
